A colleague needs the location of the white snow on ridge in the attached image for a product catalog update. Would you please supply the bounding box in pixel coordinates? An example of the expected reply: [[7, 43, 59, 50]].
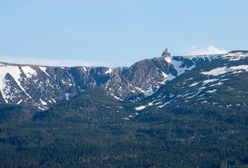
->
[[22, 66, 37, 78], [201, 65, 248, 76]]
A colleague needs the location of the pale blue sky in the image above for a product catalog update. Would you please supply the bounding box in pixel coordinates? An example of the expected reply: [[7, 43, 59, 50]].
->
[[0, 0, 247, 66]]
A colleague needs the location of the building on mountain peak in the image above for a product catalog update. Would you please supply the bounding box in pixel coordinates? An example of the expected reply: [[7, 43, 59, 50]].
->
[[161, 48, 171, 57]]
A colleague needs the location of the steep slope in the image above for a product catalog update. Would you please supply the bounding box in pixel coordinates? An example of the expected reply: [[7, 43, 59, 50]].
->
[[1, 49, 212, 108]]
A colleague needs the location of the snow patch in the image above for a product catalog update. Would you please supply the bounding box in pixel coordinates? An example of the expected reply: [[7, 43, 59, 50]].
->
[[37, 106, 49, 111], [128, 115, 134, 118], [206, 89, 217, 93], [164, 56, 172, 64], [172, 58, 196, 76], [21, 66, 37, 78], [17, 99, 23, 104], [201, 65, 248, 76], [148, 100, 156, 106], [201, 67, 227, 76], [52, 98, 56, 103], [229, 65, 248, 72], [190, 82, 199, 87], [110, 93, 123, 101], [134, 105, 146, 111], [65, 93, 70, 100], [105, 68, 113, 74], [203, 78, 219, 85], [82, 66, 87, 71], [158, 102, 170, 108], [210, 82, 223, 87], [40, 99, 47, 106]]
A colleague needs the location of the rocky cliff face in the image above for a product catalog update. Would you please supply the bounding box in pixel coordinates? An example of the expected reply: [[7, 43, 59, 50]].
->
[[2, 50, 246, 110]]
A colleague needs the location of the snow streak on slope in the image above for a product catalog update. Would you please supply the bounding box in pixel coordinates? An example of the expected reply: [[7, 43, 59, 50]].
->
[[0, 65, 32, 102], [39, 67, 50, 77], [134, 105, 146, 111], [201, 67, 227, 76]]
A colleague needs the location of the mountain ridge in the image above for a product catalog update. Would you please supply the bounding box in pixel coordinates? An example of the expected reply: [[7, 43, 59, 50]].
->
[[1, 50, 248, 110]]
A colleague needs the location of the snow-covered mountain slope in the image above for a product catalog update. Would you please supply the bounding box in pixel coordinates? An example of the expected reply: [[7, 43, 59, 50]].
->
[[133, 50, 248, 112], [1, 50, 247, 109]]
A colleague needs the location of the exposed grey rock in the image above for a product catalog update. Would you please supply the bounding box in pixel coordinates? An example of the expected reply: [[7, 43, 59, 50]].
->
[[0, 50, 246, 109]]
